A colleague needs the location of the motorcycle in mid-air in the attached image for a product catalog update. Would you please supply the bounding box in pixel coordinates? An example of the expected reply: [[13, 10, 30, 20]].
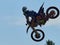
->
[[22, 4, 59, 42]]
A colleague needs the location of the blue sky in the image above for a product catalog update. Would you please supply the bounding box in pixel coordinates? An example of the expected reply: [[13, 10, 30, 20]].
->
[[0, 0, 60, 45]]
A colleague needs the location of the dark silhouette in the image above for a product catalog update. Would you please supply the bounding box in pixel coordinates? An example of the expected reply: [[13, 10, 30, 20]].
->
[[22, 3, 46, 26], [46, 40, 55, 45], [22, 3, 59, 42]]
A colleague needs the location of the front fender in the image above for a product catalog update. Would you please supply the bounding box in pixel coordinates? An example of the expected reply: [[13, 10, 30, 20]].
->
[[26, 25, 30, 33]]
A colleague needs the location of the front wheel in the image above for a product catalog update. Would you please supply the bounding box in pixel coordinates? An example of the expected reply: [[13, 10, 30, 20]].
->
[[46, 6, 59, 19], [31, 29, 45, 42]]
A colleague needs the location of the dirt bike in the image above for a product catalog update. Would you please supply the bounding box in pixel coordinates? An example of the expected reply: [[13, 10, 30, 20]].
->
[[25, 6, 59, 42]]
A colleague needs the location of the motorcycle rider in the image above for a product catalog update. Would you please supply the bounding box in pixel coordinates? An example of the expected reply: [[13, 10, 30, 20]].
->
[[22, 3, 47, 26], [22, 6, 37, 25]]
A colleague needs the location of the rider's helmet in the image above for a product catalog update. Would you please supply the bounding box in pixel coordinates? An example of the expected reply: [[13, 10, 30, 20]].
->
[[22, 6, 27, 12]]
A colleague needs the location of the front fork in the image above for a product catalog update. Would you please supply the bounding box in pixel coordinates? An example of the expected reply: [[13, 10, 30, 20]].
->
[[26, 25, 38, 34]]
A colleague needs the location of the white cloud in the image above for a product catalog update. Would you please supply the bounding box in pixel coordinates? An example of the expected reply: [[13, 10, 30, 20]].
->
[[7, 16, 26, 26], [0, 15, 60, 26], [12, 17, 26, 26], [0, 16, 26, 26], [45, 16, 60, 26], [16, 16, 60, 26]]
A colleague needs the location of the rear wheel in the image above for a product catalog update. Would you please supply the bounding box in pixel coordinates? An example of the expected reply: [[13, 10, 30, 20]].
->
[[46, 6, 59, 19]]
